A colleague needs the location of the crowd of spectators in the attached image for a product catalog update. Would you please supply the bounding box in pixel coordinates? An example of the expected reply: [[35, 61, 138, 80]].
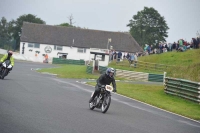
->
[[143, 37, 200, 55], [110, 50, 138, 66], [109, 36, 200, 65]]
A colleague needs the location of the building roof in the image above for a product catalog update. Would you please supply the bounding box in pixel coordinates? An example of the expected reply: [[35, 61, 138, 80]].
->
[[21, 22, 143, 52]]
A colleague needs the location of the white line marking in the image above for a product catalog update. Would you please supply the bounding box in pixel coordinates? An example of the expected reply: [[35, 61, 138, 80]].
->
[[178, 120, 200, 128], [82, 82, 200, 124], [52, 78, 200, 125]]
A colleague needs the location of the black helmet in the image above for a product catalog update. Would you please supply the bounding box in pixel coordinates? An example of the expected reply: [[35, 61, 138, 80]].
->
[[8, 51, 13, 56], [106, 68, 115, 78]]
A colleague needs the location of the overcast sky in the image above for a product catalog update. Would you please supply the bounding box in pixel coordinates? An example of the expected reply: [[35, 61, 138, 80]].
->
[[0, 0, 200, 43]]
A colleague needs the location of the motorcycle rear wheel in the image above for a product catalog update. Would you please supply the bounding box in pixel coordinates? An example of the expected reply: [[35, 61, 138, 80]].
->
[[1, 69, 7, 80]]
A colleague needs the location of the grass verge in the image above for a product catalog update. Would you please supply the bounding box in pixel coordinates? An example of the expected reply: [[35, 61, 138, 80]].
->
[[87, 82, 200, 120], [37, 64, 100, 79], [37, 64, 126, 80], [109, 49, 200, 81]]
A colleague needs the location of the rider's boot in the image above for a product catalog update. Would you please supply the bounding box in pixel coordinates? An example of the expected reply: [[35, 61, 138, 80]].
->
[[89, 91, 98, 103]]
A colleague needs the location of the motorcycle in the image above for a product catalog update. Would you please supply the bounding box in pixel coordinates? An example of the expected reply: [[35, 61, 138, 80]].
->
[[89, 85, 113, 113], [0, 60, 12, 79]]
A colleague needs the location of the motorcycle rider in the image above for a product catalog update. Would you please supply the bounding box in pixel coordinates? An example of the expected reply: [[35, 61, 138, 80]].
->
[[0, 51, 14, 75], [89, 67, 117, 103]]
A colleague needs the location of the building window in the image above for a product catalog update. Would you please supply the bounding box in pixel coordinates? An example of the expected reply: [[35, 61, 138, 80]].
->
[[96, 55, 105, 61], [54, 45, 63, 51], [28, 43, 40, 48], [28, 43, 34, 48], [34, 43, 40, 48], [77, 48, 86, 53]]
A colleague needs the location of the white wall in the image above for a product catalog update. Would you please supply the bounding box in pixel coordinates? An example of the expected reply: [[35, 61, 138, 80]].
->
[[99, 55, 109, 66], [20, 42, 91, 62], [19, 42, 109, 66]]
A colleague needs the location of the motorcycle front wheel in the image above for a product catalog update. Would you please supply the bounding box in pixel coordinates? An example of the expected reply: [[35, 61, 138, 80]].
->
[[89, 98, 95, 110], [101, 96, 111, 113]]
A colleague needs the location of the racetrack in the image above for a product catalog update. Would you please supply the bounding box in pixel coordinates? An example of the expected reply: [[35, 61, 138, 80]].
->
[[0, 61, 199, 133]]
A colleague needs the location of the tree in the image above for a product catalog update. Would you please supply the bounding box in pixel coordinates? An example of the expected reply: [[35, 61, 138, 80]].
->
[[58, 23, 73, 27], [68, 14, 75, 26], [127, 7, 169, 48], [0, 17, 12, 39], [0, 17, 15, 49], [58, 14, 76, 27], [12, 14, 45, 50]]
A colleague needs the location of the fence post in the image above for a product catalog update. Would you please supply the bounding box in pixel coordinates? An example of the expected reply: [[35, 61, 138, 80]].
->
[[163, 72, 167, 85]]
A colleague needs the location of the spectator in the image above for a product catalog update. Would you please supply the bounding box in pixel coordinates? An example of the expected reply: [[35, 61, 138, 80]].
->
[[159, 43, 163, 53], [130, 54, 135, 64], [164, 43, 168, 52], [176, 42, 179, 51], [168, 43, 172, 51], [134, 53, 138, 68], [147, 45, 151, 54], [191, 38, 194, 48], [172, 42, 176, 51], [193, 38, 198, 49], [123, 54, 126, 60], [187, 42, 191, 49], [179, 39, 183, 47], [126, 53, 130, 59], [197, 37, 200, 48], [43, 54, 48, 63], [113, 51, 117, 59], [153, 48, 158, 54], [177, 45, 186, 52], [144, 44, 148, 52], [117, 51, 122, 62]]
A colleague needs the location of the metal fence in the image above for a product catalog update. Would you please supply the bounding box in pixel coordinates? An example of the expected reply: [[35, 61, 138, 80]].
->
[[164, 77, 200, 103], [52, 58, 85, 65], [148, 73, 164, 82], [99, 66, 108, 74], [86, 66, 93, 74], [130, 61, 173, 71], [116, 69, 164, 82], [115, 59, 177, 72]]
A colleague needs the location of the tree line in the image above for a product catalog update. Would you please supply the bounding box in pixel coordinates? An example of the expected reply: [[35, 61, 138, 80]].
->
[[0, 14, 74, 50], [0, 7, 169, 51]]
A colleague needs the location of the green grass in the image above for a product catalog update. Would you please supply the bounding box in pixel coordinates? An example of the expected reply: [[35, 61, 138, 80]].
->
[[38, 64, 100, 79], [138, 49, 200, 66], [109, 49, 200, 81], [87, 82, 200, 120], [37, 64, 126, 80]]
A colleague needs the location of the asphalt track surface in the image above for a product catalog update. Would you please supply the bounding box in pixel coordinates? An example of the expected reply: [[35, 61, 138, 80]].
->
[[0, 61, 200, 133]]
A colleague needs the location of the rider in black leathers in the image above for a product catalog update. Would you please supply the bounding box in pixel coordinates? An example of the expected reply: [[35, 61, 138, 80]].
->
[[89, 68, 117, 103]]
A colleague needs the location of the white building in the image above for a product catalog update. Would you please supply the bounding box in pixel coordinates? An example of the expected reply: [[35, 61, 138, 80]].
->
[[20, 22, 142, 66]]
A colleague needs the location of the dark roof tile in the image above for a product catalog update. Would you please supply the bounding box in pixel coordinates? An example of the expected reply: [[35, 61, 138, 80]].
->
[[21, 22, 143, 52]]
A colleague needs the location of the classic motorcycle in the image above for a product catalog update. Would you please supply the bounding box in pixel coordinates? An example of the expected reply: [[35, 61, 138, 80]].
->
[[0, 60, 12, 79], [89, 85, 113, 113]]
